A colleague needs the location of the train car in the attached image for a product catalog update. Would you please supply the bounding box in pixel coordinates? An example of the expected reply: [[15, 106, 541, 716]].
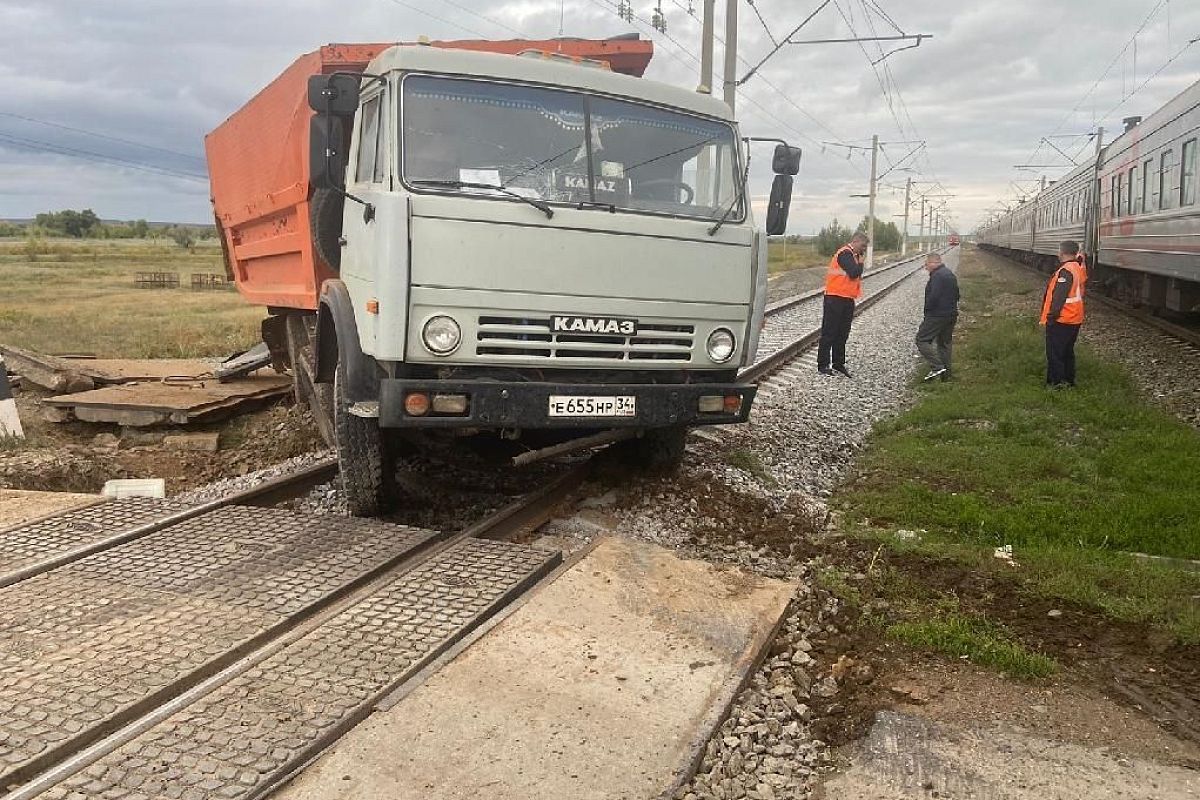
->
[[1095, 80, 1200, 312], [977, 77, 1200, 314]]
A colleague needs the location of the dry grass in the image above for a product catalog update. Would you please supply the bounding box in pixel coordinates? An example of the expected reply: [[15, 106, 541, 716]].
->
[[0, 239, 263, 358]]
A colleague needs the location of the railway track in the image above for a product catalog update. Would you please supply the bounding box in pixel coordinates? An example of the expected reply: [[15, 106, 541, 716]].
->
[[0, 251, 937, 798]]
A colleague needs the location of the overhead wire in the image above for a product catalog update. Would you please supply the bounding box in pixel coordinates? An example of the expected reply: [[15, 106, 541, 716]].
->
[[0, 112, 206, 165], [0, 132, 209, 183], [381, 0, 490, 38], [432, 0, 529, 37]]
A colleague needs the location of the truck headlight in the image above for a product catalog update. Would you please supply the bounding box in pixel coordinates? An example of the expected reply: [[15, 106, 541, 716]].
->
[[422, 315, 461, 356], [706, 328, 736, 363]]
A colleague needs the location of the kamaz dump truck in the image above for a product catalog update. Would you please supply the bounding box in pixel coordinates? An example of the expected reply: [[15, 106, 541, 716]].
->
[[206, 37, 799, 515]]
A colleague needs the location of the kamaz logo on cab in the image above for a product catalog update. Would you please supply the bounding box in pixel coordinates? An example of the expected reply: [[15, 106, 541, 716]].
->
[[551, 315, 638, 336]]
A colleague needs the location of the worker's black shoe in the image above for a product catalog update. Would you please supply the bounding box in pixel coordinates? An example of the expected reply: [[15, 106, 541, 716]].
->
[[833, 366, 852, 378], [923, 368, 948, 382], [817, 367, 835, 376]]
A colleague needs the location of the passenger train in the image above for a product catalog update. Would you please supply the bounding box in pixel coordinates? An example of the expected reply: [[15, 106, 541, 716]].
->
[[976, 77, 1200, 315]]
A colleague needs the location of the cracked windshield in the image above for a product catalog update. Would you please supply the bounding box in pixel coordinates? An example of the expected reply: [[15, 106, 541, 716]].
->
[[402, 75, 741, 220]]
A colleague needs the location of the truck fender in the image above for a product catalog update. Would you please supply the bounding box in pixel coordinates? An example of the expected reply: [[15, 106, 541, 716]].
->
[[315, 279, 378, 403]]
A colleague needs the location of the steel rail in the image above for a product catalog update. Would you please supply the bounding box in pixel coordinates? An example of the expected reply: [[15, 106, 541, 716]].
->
[[991, 249, 1200, 350], [743, 255, 936, 383], [764, 251, 926, 316], [0, 456, 339, 590], [3, 463, 586, 800]]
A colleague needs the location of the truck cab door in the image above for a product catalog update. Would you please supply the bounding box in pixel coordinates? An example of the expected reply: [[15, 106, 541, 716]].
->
[[339, 81, 408, 361]]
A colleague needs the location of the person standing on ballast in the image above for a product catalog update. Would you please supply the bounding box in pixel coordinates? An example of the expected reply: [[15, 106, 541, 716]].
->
[[817, 232, 869, 377]]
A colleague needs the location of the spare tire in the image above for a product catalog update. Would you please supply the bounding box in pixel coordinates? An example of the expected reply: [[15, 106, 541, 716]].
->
[[310, 187, 344, 271]]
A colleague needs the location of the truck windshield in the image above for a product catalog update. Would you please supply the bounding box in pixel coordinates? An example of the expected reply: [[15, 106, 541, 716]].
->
[[402, 75, 743, 222]]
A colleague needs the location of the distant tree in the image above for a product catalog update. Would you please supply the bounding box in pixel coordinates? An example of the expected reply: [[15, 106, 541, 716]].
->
[[855, 217, 901, 252], [0, 221, 23, 238], [32, 208, 101, 238], [169, 226, 195, 250], [132, 219, 150, 238], [815, 218, 854, 257]]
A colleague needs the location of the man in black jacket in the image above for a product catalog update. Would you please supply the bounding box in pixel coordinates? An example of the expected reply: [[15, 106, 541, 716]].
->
[[915, 252, 960, 381]]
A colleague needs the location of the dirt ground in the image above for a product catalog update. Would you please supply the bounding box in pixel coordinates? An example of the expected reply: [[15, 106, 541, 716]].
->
[[601, 461, 1200, 792], [0, 381, 324, 494]]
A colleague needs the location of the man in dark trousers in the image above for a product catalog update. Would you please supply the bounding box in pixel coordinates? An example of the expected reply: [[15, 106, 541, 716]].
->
[[916, 251, 960, 381], [817, 231, 869, 377], [1040, 240, 1087, 387]]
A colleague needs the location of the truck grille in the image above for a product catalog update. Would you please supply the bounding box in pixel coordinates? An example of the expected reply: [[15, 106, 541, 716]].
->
[[475, 316, 694, 362]]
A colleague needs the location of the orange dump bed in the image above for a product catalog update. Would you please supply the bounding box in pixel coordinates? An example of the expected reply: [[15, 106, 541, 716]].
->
[[205, 39, 654, 310]]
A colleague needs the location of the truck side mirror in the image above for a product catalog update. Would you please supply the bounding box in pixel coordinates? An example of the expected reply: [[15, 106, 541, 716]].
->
[[307, 74, 361, 116], [309, 115, 346, 190], [766, 174, 793, 236], [772, 144, 802, 176]]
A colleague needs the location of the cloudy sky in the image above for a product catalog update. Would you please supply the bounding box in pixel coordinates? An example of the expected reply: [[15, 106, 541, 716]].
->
[[1, 0, 1197, 233]]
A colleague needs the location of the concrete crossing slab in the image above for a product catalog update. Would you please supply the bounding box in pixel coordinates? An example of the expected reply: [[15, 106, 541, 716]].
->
[[276, 535, 796, 800]]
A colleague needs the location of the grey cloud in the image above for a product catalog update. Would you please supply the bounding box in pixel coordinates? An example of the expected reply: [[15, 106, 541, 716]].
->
[[0, 0, 1197, 229]]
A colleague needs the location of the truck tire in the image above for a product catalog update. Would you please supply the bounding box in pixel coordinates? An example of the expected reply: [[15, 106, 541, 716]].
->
[[311, 187, 343, 271], [334, 355, 392, 516], [617, 426, 688, 473]]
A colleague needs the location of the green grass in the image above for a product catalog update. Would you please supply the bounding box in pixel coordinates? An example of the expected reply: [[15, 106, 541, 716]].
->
[[766, 240, 822, 274], [836, 250, 1200, 644], [0, 239, 263, 358], [887, 613, 1058, 679]]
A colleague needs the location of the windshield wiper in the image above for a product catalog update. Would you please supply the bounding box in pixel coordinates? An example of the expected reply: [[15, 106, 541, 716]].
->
[[410, 179, 554, 219], [708, 161, 751, 236]]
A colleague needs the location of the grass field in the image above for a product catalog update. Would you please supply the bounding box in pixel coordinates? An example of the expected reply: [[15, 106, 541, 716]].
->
[[0, 238, 263, 358], [834, 248, 1200, 646], [766, 240, 823, 274]]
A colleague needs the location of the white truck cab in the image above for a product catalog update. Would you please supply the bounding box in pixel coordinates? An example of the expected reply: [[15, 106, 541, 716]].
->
[[306, 44, 799, 514]]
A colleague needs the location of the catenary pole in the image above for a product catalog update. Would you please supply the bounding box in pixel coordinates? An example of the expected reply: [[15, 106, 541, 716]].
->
[[866, 133, 878, 268], [901, 176, 911, 255]]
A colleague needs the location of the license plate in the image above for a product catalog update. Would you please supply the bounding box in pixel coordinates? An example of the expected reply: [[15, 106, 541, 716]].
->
[[547, 395, 636, 418]]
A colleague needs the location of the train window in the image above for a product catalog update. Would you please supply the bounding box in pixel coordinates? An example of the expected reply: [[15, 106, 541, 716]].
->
[[1182, 139, 1197, 206], [1160, 149, 1176, 210], [1132, 165, 1143, 214], [1144, 158, 1155, 211], [1125, 167, 1135, 215], [1111, 174, 1121, 217]]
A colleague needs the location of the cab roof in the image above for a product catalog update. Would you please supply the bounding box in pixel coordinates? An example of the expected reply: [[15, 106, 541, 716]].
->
[[368, 44, 736, 122]]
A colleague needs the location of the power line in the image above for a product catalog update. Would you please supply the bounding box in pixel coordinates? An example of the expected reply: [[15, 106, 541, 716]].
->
[[381, 0, 489, 38], [0, 112, 205, 164], [0, 132, 209, 183], [433, 0, 528, 37]]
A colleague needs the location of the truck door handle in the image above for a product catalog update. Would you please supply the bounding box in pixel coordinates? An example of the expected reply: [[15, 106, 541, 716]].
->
[[338, 236, 347, 247]]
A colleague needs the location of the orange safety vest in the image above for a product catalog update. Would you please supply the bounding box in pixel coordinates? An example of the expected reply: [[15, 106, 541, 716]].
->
[[825, 244, 863, 299], [1040, 260, 1086, 325]]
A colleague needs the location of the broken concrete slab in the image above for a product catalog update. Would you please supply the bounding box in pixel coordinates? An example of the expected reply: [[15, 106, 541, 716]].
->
[[0, 344, 218, 394], [43, 375, 292, 427], [163, 431, 220, 452], [821, 711, 1200, 799], [276, 536, 795, 800], [0, 344, 97, 393]]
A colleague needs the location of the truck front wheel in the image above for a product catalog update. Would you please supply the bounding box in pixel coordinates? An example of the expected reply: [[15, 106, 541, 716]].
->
[[334, 357, 394, 516], [617, 426, 688, 473]]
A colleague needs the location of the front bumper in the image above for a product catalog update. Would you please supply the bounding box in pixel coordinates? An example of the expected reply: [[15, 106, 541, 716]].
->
[[378, 379, 756, 429]]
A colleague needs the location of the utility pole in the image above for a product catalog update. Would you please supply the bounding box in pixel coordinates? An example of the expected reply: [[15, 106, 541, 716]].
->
[[918, 195, 926, 250], [698, 0, 715, 93], [696, 0, 716, 206], [866, 133, 878, 268], [901, 176, 912, 255], [722, 0, 738, 111]]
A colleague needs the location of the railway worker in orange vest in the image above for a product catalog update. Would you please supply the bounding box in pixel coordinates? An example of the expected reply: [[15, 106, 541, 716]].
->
[[817, 232, 869, 377], [1040, 240, 1087, 388]]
